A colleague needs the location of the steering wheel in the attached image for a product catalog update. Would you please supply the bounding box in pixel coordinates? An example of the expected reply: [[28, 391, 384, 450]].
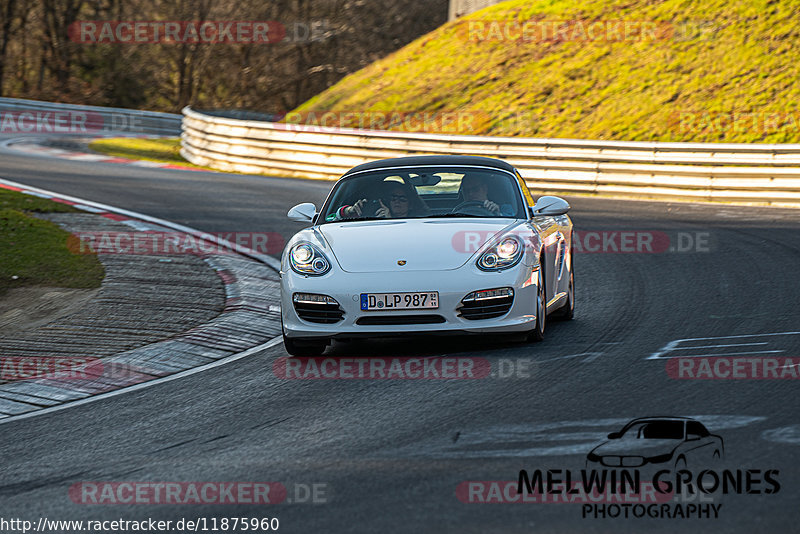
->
[[451, 200, 494, 216]]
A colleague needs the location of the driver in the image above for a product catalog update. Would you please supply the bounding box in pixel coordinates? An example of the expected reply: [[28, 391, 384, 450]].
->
[[460, 175, 501, 215]]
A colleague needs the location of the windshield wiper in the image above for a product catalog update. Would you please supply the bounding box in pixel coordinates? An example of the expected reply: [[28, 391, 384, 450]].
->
[[326, 216, 387, 223], [426, 213, 486, 218]]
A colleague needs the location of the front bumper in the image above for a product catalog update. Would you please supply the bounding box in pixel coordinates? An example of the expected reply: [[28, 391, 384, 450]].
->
[[281, 264, 540, 340]]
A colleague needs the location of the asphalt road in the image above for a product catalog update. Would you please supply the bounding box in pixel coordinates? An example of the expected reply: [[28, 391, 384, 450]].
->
[[1, 142, 800, 533]]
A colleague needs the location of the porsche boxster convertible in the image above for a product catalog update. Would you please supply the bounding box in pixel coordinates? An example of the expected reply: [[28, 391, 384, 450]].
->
[[280, 155, 574, 356]]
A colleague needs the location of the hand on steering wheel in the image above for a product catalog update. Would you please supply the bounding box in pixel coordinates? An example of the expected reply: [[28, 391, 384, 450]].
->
[[451, 200, 495, 215]]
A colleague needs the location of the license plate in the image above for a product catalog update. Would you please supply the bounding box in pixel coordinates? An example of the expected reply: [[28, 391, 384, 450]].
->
[[360, 292, 439, 311]]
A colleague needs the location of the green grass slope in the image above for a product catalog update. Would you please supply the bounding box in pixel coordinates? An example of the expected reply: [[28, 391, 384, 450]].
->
[[293, 0, 800, 143], [0, 190, 104, 295]]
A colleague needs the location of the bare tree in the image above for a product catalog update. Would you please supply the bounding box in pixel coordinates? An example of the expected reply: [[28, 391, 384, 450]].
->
[[1, 0, 447, 111], [0, 0, 17, 94]]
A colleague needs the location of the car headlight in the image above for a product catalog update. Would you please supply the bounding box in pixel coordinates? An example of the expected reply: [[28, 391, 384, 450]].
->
[[289, 243, 331, 275], [646, 452, 674, 464], [477, 236, 524, 271]]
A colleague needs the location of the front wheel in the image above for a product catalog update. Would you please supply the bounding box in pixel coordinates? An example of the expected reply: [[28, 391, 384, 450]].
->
[[552, 250, 574, 321], [526, 262, 546, 342], [281, 317, 329, 356]]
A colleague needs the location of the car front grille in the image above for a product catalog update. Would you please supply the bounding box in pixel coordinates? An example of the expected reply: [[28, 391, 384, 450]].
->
[[356, 314, 446, 326], [458, 295, 514, 320], [293, 301, 344, 324], [599, 456, 645, 468]]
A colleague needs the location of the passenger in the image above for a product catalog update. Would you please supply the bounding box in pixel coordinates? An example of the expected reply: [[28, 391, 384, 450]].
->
[[330, 197, 383, 220], [329, 181, 428, 220], [378, 182, 429, 218], [328, 183, 387, 220]]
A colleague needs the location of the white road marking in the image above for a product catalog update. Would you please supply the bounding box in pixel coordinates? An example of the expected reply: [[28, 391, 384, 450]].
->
[[23, 190, 53, 199], [0, 336, 284, 426], [387, 416, 766, 459], [670, 342, 768, 350], [648, 331, 800, 360], [683, 332, 800, 341], [64, 154, 111, 162], [761, 425, 800, 445], [120, 219, 164, 231], [0, 177, 282, 272], [131, 160, 166, 167], [664, 350, 785, 358], [0, 177, 286, 425], [71, 204, 106, 213], [536, 352, 604, 363]]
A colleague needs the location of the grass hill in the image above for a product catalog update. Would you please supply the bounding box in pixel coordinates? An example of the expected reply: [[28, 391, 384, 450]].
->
[[292, 0, 800, 143]]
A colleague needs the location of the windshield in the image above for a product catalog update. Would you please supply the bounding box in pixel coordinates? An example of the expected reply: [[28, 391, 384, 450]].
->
[[620, 420, 685, 440], [319, 166, 526, 223]]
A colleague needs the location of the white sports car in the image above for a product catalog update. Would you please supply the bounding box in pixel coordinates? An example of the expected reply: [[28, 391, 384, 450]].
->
[[280, 155, 574, 356]]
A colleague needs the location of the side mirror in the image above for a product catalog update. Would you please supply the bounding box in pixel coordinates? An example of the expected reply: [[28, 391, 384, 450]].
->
[[687, 434, 701, 441], [288, 202, 317, 222], [532, 196, 570, 217], [607, 432, 622, 440]]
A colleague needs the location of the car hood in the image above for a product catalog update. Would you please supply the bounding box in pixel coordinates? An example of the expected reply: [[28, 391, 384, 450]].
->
[[591, 438, 682, 457], [319, 218, 521, 273]]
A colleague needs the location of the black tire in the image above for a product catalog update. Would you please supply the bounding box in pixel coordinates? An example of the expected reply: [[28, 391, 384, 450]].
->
[[526, 259, 546, 342], [281, 317, 328, 357], [283, 333, 328, 357], [552, 247, 574, 321]]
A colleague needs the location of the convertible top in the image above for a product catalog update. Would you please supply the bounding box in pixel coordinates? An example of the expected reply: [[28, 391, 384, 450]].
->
[[341, 155, 517, 177]]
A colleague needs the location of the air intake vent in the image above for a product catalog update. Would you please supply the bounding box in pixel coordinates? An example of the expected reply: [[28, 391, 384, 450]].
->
[[458, 295, 513, 320], [356, 315, 446, 326], [293, 301, 344, 324]]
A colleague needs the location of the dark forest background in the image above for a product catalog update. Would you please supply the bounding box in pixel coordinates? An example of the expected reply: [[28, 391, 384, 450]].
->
[[0, 0, 447, 112]]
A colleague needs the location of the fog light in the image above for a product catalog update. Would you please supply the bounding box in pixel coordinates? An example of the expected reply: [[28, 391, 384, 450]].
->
[[462, 287, 514, 302], [293, 293, 338, 305]]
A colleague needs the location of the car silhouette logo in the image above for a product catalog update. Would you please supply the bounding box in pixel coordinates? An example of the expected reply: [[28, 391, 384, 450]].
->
[[586, 416, 724, 470], [397, 260, 407, 265]]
